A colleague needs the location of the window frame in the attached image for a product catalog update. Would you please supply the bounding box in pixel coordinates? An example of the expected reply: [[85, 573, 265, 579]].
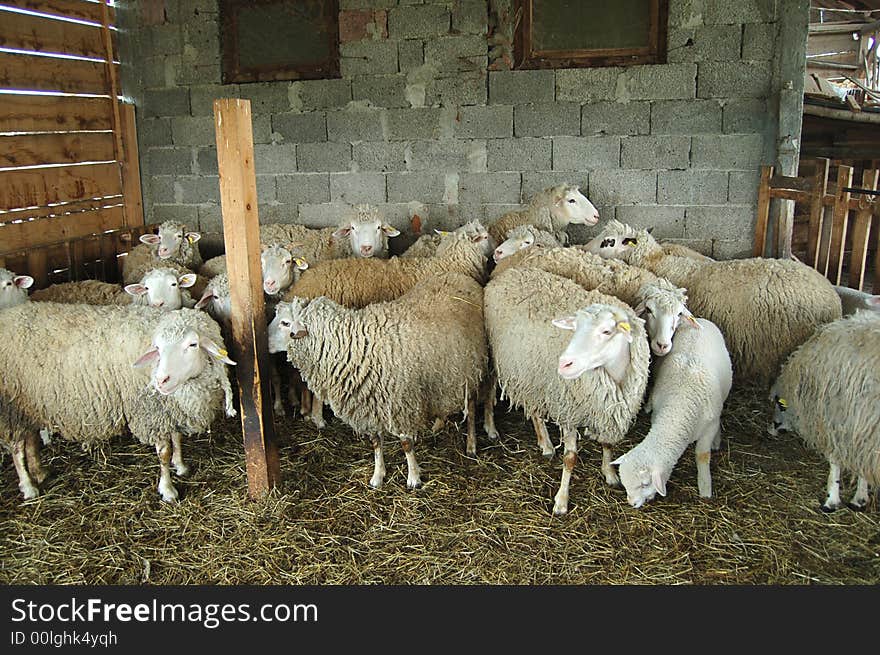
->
[[219, 0, 340, 84], [513, 0, 669, 69]]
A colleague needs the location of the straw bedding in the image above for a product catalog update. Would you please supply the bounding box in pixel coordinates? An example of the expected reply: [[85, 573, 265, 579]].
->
[[1, 383, 878, 585]]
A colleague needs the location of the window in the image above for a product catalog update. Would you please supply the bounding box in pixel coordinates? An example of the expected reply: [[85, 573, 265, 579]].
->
[[514, 0, 668, 69], [220, 0, 339, 84]]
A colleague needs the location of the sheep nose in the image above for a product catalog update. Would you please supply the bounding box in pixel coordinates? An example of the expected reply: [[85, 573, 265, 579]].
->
[[653, 342, 671, 355], [493, 249, 503, 261], [360, 245, 373, 255], [158, 375, 170, 387], [153, 300, 165, 308], [558, 358, 575, 374]]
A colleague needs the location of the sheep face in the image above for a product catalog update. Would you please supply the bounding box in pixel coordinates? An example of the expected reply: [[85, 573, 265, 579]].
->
[[494, 228, 535, 262], [267, 300, 308, 353], [134, 327, 235, 396], [550, 186, 600, 226], [584, 233, 641, 260], [125, 269, 196, 309], [333, 209, 400, 258], [552, 305, 634, 380], [261, 244, 308, 296], [767, 389, 792, 437], [614, 456, 667, 508], [140, 222, 200, 260], [0, 269, 33, 310], [195, 280, 232, 325], [635, 285, 698, 357]]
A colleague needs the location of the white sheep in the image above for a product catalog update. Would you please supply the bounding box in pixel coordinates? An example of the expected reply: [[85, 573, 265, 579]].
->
[[198, 244, 309, 297], [0, 304, 236, 502], [0, 268, 33, 310], [402, 221, 495, 260], [487, 184, 599, 245], [769, 311, 880, 512], [31, 269, 197, 310], [834, 285, 880, 316], [491, 225, 563, 263], [268, 271, 487, 488], [612, 317, 732, 507], [484, 267, 650, 515], [585, 220, 842, 381], [633, 279, 700, 356], [122, 221, 204, 289]]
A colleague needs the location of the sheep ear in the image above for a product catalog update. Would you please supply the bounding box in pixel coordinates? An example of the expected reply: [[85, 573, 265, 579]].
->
[[13, 275, 34, 289], [194, 290, 214, 310], [382, 224, 400, 237], [651, 469, 667, 497], [140, 234, 161, 245], [611, 455, 625, 466], [332, 226, 352, 238], [185, 232, 201, 244], [682, 308, 701, 328], [132, 347, 160, 368], [125, 283, 148, 297], [434, 229, 451, 236], [646, 226, 655, 235], [293, 257, 309, 271], [634, 301, 647, 316], [867, 295, 880, 307], [617, 321, 634, 342], [178, 273, 197, 288], [551, 316, 577, 331], [200, 336, 236, 365]]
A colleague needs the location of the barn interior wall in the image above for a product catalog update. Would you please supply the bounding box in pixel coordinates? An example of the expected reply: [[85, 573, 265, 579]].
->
[[118, 0, 806, 259]]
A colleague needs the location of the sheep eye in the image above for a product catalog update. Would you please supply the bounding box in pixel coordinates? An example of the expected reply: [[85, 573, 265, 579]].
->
[[280, 320, 291, 328], [645, 307, 652, 315], [602, 329, 613, 336], [568, 199, 575, 203], [285, 259, 292, 265], [187, 342, 198, 348], [171, 282, 178, 287]]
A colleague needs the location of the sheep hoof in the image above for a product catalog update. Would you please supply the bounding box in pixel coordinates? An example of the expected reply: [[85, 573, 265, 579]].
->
[[431, 417, 445, 433], [604, 471, 622, 488], [821, 500, 841, 513], [848, 500, 868, 512], [369, 476, 384, 489], [484, 426, 500, 441], [406, 477, 422, 490], [273, 403, 286, 417], [20, 483, 40, 501], [542, 449, 555, 460], [311, 417, 326, 430], [466, 446, 477, 457], [159, 485, 179, 503], [552, 497, 568, 516], [174, 463, 190, 477], [32, 468, 50, 484]]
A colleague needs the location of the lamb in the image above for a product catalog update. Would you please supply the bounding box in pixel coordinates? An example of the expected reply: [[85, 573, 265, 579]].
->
[[769, 311, 880, 512], [122, 221, 204, 289], [0, 304, 236, 502], [198, 244, 309, 297], [585, 220, 842, 381], [834, 285, 880, 316], [633, 279, 700, 356], [268, 272, 488, 488], [31, 269, 197, 310], [487, 184, 599, 246], [484, 267, 650, 515], [402, 220, 495, 260], [491, 225, 563, 263], [0, 268, 33, 310], [612, 317, 732, 508]]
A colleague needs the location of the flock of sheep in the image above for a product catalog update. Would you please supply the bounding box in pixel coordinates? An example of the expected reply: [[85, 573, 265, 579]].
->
[[1, 183, 878, 516]]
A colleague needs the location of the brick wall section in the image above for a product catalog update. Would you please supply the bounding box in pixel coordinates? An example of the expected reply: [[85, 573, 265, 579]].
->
[[119, 0, 797, 258]]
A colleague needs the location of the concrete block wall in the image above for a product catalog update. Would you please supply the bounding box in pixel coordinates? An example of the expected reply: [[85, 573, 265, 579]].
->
[[119, 0, 799, 258]]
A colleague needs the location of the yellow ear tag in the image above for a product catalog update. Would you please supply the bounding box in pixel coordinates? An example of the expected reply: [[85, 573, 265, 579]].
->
[[777, 397, 788, 409], [617, 321, 631, 333], [216, 348, 228, 358], [188, 235, 196, 243]]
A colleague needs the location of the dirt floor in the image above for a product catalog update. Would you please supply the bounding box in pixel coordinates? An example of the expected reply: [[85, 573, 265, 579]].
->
[[1, 382, 878, 585]]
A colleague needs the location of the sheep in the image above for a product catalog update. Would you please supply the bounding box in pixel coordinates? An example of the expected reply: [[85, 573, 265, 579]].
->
[[0, 304, 236, 502], [585, 220, 842, 381], [834, 285, 880, 316], [769, 311, 880, 512], [491, 225, 563, 263], [487, 184, 599, 246], [197, 244, 309, 297], [31, 269, 197, 310], [122, 221, 204, 288], [484, 267, 650, 515], [612, 317, 732, 508], [633, 279, 700, 356], [268, 271, 488, 488], [402, 220, 495, 260], [0, 268, 33, 310]]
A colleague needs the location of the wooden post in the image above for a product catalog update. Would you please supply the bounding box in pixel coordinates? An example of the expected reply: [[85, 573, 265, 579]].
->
[[753, 165, 773, 257], [806, 158, 830, 269], [26, 249, 49, 289], [213, 98, 280, 499], [847, 168, 878, 290], [828, 165, 853, 283], [119, 104, 145, 228]]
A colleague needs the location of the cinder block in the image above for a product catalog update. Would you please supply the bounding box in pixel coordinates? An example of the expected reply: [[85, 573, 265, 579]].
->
[[453, 0, 487, 35], [276, 173, 331, 204], [712, 239, 754, 260], [353, 142, 408, 172], [256, 176, 276, 205], [398, 40, 425, 73], [140, 118, 173, 148], [149, 176, 176, 203], [426, 72, 487, 106], [617, 64, 696, 101], [197, 204, 224, 233], [704, 0, 777, 25], [556, 68, 621, 103], [341, 40, 400, 76], [258, 204, 299, 226], [330, 172, 387, 204], [386, 108, 443, 140], [152, 204, 199, 227], [149, 147, 193, 175], [728, 170, 761, 204], [148, 24, 182, 54], [387, 172, 448, 203], [189, 84, 238, 115], [691, 134, 765, 169], [388, 5, 451, 38], [669, 0, 702, 29], [621, 135, 690, 170], [408, 139, 487, 172], [487, 137, 552, 171], [352, 75, 408, 108], [616, 206, 686, 238], [295, 79, 353, 110], [651, 100, 722, 134], [327, 109, 386, 142], [424, 35, 487, 72], [142, 55, 171, 89], [590, 170, 657, 205], [686, 206, 756, 240], [455, 105, 513, 138], [339, 9, 388, 42], [144, 88, 190, 117], [252, 115, 272, 144], [522, 172, 588, 203], [175, 176, 220, 204], [515, 103, 580, 137], [253, 144, 298, 175], [195, 147, 218, 175], [296, 142, 352, 172], [552, 136, 621, 171], [490, 70, 555, 105], [272, 112, 327, 143], [298, 203, 353, 228], [340, 0, 396, 9], [581, 102, 651, 136], [170, 116, 215, 146], [238, 82, 291, 114], [458, 172, 521, 204], [698, 62, 772, 98], [666, 25, 742, 63], [657, 170, 728, 204], [742, 23, 777, 61], [722, 98, 770, 133], [172, 62, 221, 87]]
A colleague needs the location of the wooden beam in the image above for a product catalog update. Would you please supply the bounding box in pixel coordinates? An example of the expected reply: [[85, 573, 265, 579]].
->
[[0, 93, 112, 132], [0, 51, 117, 95], [807, 158, 830, 268], [213, 98, 280, 499], [0, 161, 121, 211], [0, 204, 124, 254], [847, 168, 878, 290], [828, 164, 854, 283], [0, 10, 108, 59], [119, 103, 143, 227], [0, 132, 115, 168], [1, 0, 115, 24], [803, 102, 880, 124], [753, 165, 773, 257]]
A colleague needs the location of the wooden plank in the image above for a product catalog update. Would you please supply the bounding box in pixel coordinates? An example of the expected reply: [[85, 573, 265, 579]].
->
[[847, 168, 878, 290], [828, 165, 853, 283], [0, 93, 112, 131], [768, 188, 812, 202], [753, 165, 773, 257], [1, 0, 114, 24], [0, 51, 116, 95], [0, 132, 114, 167], [769, 174, 814, 192], [0, 161, 121, 211], [807, 158, 830, 268], [26, 247, 48, 287], [214, 97, 280, 499], [0, 195, 121, 222], [119, 103, 143, 227], [0, 204, 124, 253], [0, 9, 107, 58]]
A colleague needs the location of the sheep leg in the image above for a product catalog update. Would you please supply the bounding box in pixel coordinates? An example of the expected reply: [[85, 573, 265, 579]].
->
[[155, 438, 179, 503], [821, 461, 842, 512], [300, 387, 312, 417], [482, 379, 499, 441], [848, 476, 870, 511], [466, 394, 477, 456], [170, 432, 189, 477], [287, 376, 300, 411], [552, 427, 578, 516], [601, 445, 621, 487], [400, 436, 422, 489], [369, 435, 386, 489], [695, 427, 716, 499], [271, 363, 285, 417], [25, 430, 49, 484], [12, 439, 39, 500], [310, 393, 326, 429], [711, 422, 722, 451], [532, 412, 555, 458]]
